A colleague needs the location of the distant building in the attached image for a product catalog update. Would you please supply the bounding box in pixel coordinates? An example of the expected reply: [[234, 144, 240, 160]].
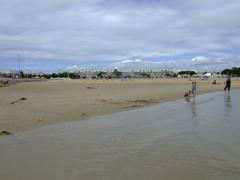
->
[[0, 70, 18, 78]]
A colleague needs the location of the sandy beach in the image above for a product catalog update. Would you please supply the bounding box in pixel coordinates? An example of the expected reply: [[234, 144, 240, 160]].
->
[[0, 78, 239, 132]]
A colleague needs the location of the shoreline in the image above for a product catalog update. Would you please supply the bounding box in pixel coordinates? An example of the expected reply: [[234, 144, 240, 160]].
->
[[1, 89, 240, 180], [0, 78, 239, 133]]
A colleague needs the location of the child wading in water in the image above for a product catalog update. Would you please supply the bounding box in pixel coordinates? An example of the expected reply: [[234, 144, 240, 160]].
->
[[184, 90, 192, 97], [192, 81, 197, 96], [224, 76, 231, 94]]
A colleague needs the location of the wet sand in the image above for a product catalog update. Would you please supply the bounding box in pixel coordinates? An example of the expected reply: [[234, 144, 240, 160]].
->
[[0, 78, 239, 132], [0, 90, 240, 180]]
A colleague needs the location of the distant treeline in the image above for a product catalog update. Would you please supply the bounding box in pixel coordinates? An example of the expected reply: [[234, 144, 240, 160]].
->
[[4, 67, 240, 79], [43, 72, 81, 79], [18, 69, 123, 79], [177, 71, 196, 76], [177, 67, 240, 77], [18, 71, 80, 79], [221, 67, 240, 76]]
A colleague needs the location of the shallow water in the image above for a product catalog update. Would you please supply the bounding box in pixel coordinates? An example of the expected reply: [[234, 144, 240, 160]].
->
[[0, 90, 240, 180]]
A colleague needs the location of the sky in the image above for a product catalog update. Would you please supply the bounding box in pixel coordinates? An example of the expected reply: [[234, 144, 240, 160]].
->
[[0, 0, 240, 72]]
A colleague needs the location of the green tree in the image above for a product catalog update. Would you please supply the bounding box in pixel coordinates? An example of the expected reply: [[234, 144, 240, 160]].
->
[[69, 73, 80, 79], [222, 67, 240, 76], [59, 72, 68, 78], [51, 73, 58, 78], [97, 71, 105, 79], [140, 72, 150, 78], [178, 71, 196, 76], [113, 69, 122, 79], [42, 74, 50, 79], [19, 71, 24, 78]]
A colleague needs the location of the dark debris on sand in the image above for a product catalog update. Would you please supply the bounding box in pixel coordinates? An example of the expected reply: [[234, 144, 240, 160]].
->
[[0, 131, 13, 136]]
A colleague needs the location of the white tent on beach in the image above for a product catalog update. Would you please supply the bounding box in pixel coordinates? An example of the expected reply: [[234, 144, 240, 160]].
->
[[203, 72, 212, 77]]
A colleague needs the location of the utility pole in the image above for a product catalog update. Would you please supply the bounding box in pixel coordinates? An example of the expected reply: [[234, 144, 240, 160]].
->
[[18, 54, 22, 78]]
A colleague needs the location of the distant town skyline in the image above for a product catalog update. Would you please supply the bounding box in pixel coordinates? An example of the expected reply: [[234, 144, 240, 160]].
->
[[0, 0, 240, 72]]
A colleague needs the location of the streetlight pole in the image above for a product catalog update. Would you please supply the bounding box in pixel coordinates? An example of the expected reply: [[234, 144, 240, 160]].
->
[[18, 54, 21, 73], [18, 54, 21, 77]]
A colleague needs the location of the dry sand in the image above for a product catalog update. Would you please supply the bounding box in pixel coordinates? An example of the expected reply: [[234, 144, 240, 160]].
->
[[0, 78, 239, 132]]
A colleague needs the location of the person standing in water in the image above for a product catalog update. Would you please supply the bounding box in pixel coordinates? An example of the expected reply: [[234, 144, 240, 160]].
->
[[192, 81, 197, 96], [224, 76, 231, 93]]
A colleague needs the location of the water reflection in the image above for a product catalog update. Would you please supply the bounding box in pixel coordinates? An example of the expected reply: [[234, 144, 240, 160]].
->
[[184, 97, 197, 119], [191, 97, 197, 119], [224, 93, 231, 118]]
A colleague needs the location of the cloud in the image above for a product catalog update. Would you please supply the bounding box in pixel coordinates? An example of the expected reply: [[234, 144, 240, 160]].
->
[[107, 56, 240, 72], [0, 0, 240, 71], [120, 59, 143, 63], [191, 56, 209, 62], [67, 65, 78, 70]]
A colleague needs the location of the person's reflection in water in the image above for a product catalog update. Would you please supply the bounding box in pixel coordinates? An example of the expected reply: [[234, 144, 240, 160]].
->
[[191, 97, 197, 119], [184, 97, 198, 124], [224, 93, 231, 119], [184, 96, 191, 103]]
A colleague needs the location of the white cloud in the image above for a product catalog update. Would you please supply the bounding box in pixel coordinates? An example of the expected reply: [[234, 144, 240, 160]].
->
[[191, 56, 209, 62], [0, 0, 240, 71], [107, 56, 240, 72], [67, 65, 78, 70], [120, 59, 143, 63]]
